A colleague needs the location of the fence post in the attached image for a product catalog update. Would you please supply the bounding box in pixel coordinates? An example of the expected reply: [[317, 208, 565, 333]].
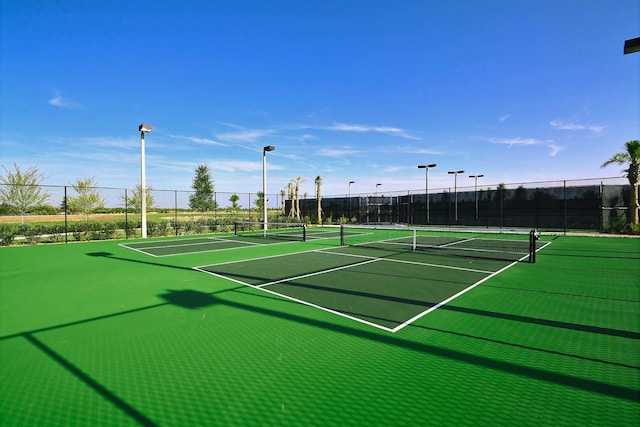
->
[[125, 188, 129, 239], [599, 181, 605, 232], [174, 191, 178, 236], [563, 180, 567, 235], [64, 186, 68, 244]]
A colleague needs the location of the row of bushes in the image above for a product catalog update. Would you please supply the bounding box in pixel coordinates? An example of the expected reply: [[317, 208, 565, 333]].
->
[[0, 216, 314, 246], [0, 218, 227, 246]]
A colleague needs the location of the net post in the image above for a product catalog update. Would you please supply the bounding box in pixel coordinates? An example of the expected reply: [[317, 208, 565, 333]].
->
[[412, 228, 417, 251], [303, 224, 307, 242], [340, 225, 345, 246], [529, 229, 537, 263], [234, 221, 238, 236]]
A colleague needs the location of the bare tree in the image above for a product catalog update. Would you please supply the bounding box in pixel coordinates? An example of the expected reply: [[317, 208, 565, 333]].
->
[[0, 163, 50, 224], [67, 177, 105, 221]]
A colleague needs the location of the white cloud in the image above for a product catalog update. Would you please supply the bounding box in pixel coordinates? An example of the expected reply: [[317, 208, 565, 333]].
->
[[549, 120, 604, 135], [80, 137, 138, 150], [216, 129, 275, 143], [169, 135, 226, 146], [489, 137, 550, 147], [406, 148, 442, 155], [547, 144, 565, 156], [499, 114, 510, 122], [210, 159, 283, 173], [316, 148, 361, 157], [48, 90, 81, 108], [327, 123, 421, 140]]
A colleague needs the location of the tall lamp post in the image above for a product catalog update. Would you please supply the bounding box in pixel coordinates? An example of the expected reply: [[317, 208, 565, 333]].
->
[[469, 174, 484, 221], [348, 180, 355, 220], [448, 170, 464, 222], [418, 164, 437, 224], [138, 124, 153, 238], [262, 145, 275, 236], [375, 183, 382, 223]]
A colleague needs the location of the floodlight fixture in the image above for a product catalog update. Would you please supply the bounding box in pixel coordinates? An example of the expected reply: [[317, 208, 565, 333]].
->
[[263, 145, 275, 152], [138, 124, 153, 133], [624, 37, 640, 55]]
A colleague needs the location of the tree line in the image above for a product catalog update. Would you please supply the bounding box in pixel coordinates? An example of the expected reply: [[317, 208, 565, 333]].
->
[[2, 140, 638, 231]]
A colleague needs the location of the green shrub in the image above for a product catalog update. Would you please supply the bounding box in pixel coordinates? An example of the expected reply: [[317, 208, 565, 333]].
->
[[0, 225, 16, 246], [627, 222, 640, 235], [603, 215, 627, 233]]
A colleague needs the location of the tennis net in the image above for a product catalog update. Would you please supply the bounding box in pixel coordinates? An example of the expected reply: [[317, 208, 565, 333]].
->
[[340, 226, 539, 263], [234, 221, 307, 242]]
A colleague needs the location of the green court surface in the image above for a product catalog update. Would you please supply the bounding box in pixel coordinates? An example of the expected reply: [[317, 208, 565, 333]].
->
[[1, 227, 638, 426]]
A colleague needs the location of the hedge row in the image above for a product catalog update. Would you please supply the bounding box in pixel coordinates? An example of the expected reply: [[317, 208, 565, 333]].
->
[[0, 218, 240, 246]]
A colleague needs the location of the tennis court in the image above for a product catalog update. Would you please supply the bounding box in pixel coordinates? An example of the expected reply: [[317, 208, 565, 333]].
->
[[1, 226, 638, 426], [191, 227, 548, 332]]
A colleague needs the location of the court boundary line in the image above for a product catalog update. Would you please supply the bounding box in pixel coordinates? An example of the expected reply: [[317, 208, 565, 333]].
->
[[193, 262, 397, 333], [193, 248, 527, 332], [318, 248, 494, 274], [391, 255, 528, 332], [120, 236, 304, 258]]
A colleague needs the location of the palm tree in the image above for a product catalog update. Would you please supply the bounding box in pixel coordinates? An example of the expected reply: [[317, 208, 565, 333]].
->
[[602, 140, 640, 225], [291, 177, 305, 220], [288, 180, 296, 218], [315, 175, 323, 224]]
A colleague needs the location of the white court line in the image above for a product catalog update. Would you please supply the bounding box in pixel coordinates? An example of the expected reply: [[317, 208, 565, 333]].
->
[[194, 249, 495, 333], [119, 236, 305, 257], [193, 239, 551, 333], [193, 262, 397, 333], [256, 258, 382, 288], [319, 248, 494, 274], [390, 251, 532, 332]]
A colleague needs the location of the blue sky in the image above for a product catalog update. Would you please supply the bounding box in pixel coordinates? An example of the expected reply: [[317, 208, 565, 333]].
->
[[1, 0, 638, 202]]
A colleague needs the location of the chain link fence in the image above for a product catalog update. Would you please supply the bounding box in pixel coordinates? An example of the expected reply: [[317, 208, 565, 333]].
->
[[0, 185, 289, 245], [0, 177, 634, 244], [294, 177, 633, 232]]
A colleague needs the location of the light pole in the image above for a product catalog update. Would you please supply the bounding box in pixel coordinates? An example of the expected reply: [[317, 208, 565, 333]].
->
[[348, 181, 355, 220], [448, 170, 464, 222], [418, 164, 437, 224], [138, 124, 153, 238], [375, 183, 382, 223], [262, 145, 275, 236], [469, 174, 484, 221]]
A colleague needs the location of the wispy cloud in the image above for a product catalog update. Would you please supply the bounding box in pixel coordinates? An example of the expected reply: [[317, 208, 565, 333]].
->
[[327, 123, 421, 140], [405, 147, 442, 155], [548, 144, 565, 157], [48, 90, 82, 108], [216, 129, 275, 143], [210, 159, 283, 173], [79, 137, 138, 150], [316, 148, 362, 158], [169, 135, 226, 146], [549, 120, 604, 135], [481, 136, 562, 156], [488, 137, 550, 147], [499, 114, 510, 122]]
